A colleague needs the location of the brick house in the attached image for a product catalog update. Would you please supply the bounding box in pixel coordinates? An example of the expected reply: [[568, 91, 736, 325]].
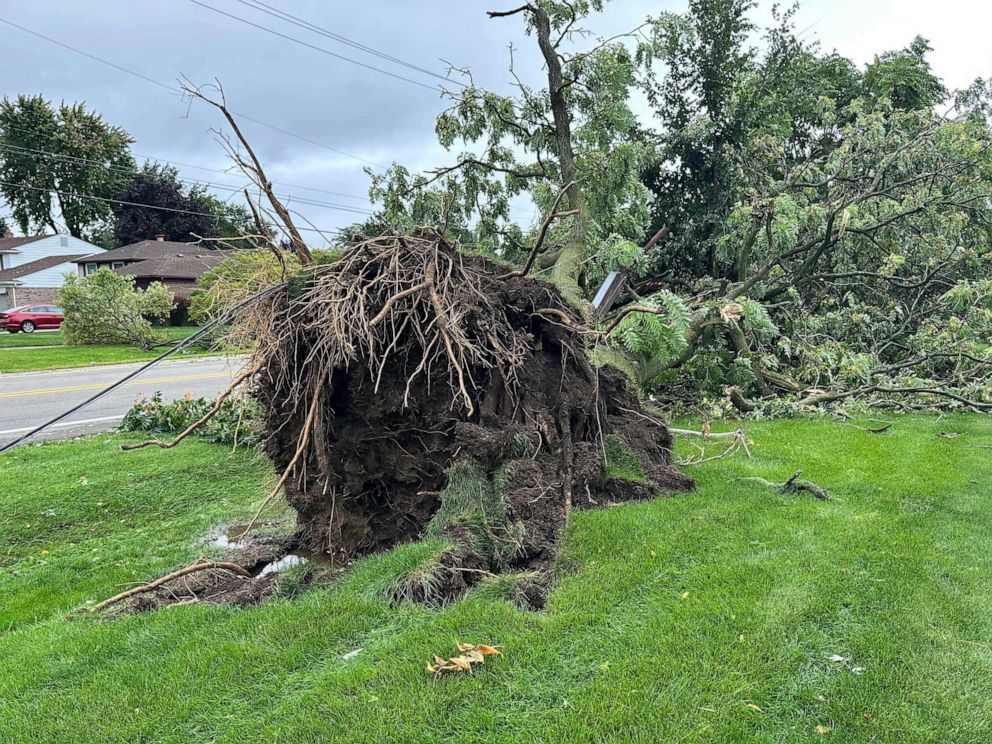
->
[[0, 233, 105, 309]]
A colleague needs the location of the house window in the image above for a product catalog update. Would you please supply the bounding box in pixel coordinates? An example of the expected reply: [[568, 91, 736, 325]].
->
[[111, 261, 126, 269], [84, 262, 98, 276]]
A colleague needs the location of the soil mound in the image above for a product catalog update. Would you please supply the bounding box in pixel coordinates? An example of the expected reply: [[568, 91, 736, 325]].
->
[[252, 231, 693, 605]]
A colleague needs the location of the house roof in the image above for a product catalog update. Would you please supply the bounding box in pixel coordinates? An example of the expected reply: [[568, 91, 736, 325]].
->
[[112, 253, 228, 281], [0, 254, 87, 285], [0, 235, 47, 253], [79, 239, 210, 263]]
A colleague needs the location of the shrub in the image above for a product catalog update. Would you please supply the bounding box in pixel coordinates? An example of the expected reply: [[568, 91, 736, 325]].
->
[[59, 268, 174, 349], [120, 392, 258, 445]]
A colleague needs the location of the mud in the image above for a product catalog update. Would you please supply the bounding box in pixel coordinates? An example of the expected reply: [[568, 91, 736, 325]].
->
[[119, 530, 338, 612]]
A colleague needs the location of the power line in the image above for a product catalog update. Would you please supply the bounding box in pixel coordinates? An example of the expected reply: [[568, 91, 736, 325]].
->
[[0, 180, 372, 232], [235, 0, 464, 87], [189, 0, 443, 93], [0, 15, 386, 170], [0, 142, 374, 214], [0, 121, 371, 201], [0, 283, 286, 454]]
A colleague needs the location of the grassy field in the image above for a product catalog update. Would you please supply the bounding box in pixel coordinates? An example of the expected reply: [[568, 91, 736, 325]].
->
[[1, 415, 991, 742], [0, 327, 216, 373]]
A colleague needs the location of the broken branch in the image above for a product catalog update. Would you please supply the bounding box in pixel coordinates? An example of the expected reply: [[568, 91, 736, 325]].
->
[[90, 560, 250, 613]]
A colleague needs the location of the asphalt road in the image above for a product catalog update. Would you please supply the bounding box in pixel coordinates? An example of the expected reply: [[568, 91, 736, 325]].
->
[[0, 356, 246, 448]]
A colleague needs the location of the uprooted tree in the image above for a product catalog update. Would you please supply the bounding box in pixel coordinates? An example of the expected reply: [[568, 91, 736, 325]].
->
[[135, 61, 693, 606], [123, 0, 992, 608]]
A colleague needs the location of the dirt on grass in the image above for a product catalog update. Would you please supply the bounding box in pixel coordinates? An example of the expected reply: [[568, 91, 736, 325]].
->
[[108, 231, 694, 614], [248, 231, 693, 607]]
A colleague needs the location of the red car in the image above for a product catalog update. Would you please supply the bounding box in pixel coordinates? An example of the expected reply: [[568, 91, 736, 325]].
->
[[0, 305, 65, 333]]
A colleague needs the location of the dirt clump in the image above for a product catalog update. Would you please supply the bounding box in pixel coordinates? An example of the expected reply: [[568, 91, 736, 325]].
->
[[246, 230, 693, 606]]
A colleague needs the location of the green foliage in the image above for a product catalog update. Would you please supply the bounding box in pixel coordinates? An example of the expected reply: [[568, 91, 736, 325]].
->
[[59, 268, 174, 349], [0, 95, 134, 239], [369, 1, 652, 283], [189, 247, 340, 323], [610, 291, 690, 361], [120, 392, 258, 445]]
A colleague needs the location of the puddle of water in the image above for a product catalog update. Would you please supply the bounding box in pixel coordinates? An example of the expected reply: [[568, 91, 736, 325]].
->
[[255, 552, 308, 577], [207, 524, 338, 577], [210, 524, 250, 548]]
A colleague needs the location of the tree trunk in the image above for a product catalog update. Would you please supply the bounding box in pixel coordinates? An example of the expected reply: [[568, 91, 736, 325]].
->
[[531, 5, 588, 303]]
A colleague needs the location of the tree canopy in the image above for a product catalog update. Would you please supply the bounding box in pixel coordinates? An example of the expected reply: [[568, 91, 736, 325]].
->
[[368, 0, 992, 415], [0, 95, 134, 239], [109, 162, 254, 247]]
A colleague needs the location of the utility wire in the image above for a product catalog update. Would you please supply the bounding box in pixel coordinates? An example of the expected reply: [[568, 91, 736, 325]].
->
[[0, 121, 371, 202], [189, 0, 442, 93], [0, 142, 374, 214], [0, 15, 385, 170], [0, 283, 286, 454], [236, 0, 464, 87], [0, 180, 372, 230]]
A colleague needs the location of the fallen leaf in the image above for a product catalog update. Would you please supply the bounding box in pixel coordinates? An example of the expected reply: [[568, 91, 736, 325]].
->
[[448, 655, 473, 673], [828, 654, 847, 663], [429, 643, 502, 676], [341, 648, 363, 661], [745, 703, 764, 713], [815, 725, 832, 735], [680, 591, 689, 600]]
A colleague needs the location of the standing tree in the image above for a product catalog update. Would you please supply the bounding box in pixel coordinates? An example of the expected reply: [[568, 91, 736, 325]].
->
[[0, 95, 134, 238], [110, 162, 256, 247], [370, 1, 653, 307]]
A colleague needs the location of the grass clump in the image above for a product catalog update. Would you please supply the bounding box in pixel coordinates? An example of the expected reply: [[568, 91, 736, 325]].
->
[[426, 460, 524, 570], [604, 434, 649, 483]]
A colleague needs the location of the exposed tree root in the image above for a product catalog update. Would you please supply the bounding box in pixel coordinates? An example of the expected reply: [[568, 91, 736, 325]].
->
[[242, 230, 693, 604], [739, 470, 830, 501], [90, 559, 250, 613]]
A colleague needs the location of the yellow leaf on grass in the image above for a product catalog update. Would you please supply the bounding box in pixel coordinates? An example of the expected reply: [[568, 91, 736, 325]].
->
[[448, 655, 473, 673], [475, 644, 502, 656], [815, 725, 832, 735], [457, 643, 475, 652], [746, 703, 764, 713]]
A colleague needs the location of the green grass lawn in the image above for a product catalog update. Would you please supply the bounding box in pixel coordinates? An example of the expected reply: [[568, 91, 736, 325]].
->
[[1, 415, 991, 742], [0, 327, 218, 372]]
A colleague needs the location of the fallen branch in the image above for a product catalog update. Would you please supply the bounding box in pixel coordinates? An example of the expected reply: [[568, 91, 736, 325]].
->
[[499, 180, 577, 279], [121, 363, 258, 451], [670, 427, 752, 459], [90, 559, 250, 613], [738, 470, 830, 500]]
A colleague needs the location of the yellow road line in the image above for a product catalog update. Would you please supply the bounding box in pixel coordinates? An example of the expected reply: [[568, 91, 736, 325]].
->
[[0, 372, 231, 399]]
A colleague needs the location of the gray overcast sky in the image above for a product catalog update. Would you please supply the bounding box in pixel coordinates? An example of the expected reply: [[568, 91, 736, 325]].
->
[[2, 0, 991, 243]]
